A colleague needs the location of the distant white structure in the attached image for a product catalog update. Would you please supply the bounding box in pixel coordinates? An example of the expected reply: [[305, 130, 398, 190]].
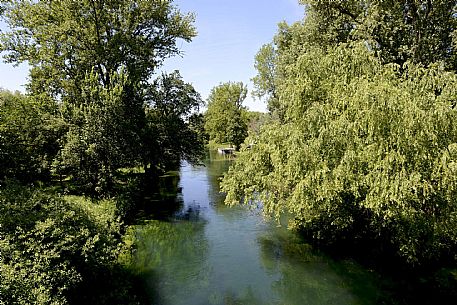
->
[[217, 147, 235, 155]]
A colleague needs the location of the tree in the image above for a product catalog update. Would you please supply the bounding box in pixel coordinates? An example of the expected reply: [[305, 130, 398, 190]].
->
[[299, 0, 457, 69], [204, 82, 248, 150], [251, 1, 457, 121], [0, 89, 63, 183], [252, 43, 278, 113], [142, 71, 204, 177], [0, 0, 199, 193], [222, 2, 457, 265], [54, 70, 137, 194], [0, 0, 196, 99]]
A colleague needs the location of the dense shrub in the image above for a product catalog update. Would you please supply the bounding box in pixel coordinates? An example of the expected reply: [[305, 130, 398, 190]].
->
[[0, 185, 144, 305]]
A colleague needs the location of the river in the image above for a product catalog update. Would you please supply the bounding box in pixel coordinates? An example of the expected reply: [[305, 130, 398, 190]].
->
[[130, 152, 393, 305]]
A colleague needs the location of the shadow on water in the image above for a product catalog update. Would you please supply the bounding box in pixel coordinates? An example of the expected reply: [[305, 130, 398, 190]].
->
[[132, 218, 211, 305], [115, 170, 186, 224], [257, 217, 457, 305], [257, 229, 383, 305]]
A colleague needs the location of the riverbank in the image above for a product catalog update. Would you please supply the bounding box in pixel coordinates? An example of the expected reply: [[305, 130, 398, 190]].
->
[[2, 152, 457, 304], [0, 184, 149, 305]]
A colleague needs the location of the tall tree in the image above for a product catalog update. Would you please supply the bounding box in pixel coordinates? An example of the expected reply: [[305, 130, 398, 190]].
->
[[142, 71, 204, 177], [55, 70, 136, 194], [0, 0, 196, 99], [204, 82, 248, 150], [252, 1, 457, 121], [223, 2, 457, 265], [0, 0, 199, 192]]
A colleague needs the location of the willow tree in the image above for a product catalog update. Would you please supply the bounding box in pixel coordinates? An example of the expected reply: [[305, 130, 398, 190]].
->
[[222, 1, 457, 265]]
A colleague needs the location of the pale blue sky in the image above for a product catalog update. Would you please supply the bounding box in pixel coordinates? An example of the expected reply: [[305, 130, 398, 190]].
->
[[0, 0, 304, 112]]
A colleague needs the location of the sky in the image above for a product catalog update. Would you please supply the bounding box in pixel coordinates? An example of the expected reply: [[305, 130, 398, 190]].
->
[[0, 0, 305, 112]]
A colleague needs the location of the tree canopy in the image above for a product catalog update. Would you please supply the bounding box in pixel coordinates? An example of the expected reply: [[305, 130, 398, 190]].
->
[[204, 82, 248, 150], [142, 71, 204, 175], [297, 0, 457, 68], [222, 1, 457, 265], [0, 0, 203, 193], [252, 43, 278, 113], [0, 0, 196, 98]]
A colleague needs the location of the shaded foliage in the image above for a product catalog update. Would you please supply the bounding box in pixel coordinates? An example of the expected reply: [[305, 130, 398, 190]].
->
[[142, 71, 204, 177], [54, 70, 140, 195], [0, 184, 147, 305], [0, 89, 63, 183]]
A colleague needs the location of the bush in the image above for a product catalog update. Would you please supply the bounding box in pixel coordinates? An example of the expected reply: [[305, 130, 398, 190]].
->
[[0, 184, 144, 305]]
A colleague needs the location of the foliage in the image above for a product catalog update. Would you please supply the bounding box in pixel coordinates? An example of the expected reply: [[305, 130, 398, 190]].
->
[[0, 89, 63, 183], [204, 82, 248, 150], [188, 112, 209, 146], [0, 0, 201, 194], [222, 37, 457, 264], [299, 0, 457, 69], [244, 111, 270, 136], [252, 43, 278, 113], [142, 71, 204, 175], [252, 0, 457, 120], [0, 185, 145, 305], [0, 1, 203, 303], [55, 70, 141, 195], [224, 0, 457, 266], [0, 0, 196, 98]]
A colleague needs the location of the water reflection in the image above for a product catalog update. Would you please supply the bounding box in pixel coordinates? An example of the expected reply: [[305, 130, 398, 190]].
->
[[132, 151, 384, 305]]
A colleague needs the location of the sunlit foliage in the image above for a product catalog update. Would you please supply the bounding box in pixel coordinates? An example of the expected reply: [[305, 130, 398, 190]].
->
[[223, 1, 457, 265]]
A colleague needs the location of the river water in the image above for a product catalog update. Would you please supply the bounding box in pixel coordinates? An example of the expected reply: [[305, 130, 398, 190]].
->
[[132, 153, 386, 305]]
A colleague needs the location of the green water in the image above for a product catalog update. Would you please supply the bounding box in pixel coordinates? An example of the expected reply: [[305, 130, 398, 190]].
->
[[132, 153, 385, 305]]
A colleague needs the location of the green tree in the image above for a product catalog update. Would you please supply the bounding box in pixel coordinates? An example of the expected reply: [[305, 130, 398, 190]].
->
[[0, 0, 196, 99], [252, 43, 278, 113], [54, 70, 137, 195], [251, 1, 457, 122], [0, 0, 199, 193], [204, 82, 248, 150], [0, 89, 63, 183], [299, 0, 457, 68], [142, 71, 204, 177], [222, 2, 457, 265]]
